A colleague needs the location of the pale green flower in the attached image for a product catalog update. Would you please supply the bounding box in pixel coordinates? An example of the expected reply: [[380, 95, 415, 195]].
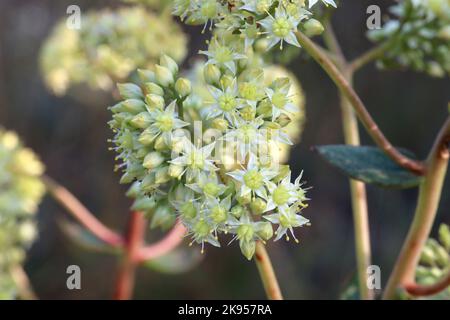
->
[[170, 139, 217, 182], [259, 7, 302, 50], [264, 207, 309, 242], [227, 154, 277, 199], [200, 40, 246, 74], [147, 101, 189, 145]]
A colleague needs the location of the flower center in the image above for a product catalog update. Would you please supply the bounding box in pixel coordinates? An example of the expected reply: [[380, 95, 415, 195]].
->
[[194, 220, 210, 237], [155, 114, 174, 132], [188, 151, 205, 169], [215, 46, 233, 64], [271, 91, 287, 108], [204, 182, 220, 197], [211, 206, 227, 223], [180, 202, 197, 220], [279, 214, 291, 228], [239, 82, 258, 100], [273, 185, 290, 205], [243, 169, 263, 190], [273, 18, 291, 38], [219, 94, 237, 111]]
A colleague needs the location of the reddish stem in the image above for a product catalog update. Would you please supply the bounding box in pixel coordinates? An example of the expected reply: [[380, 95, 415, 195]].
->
[[43, 176, 124, 246], [113, 211, 147, 300], [405, 270, 450, 297], [136, 221, 186, 263]]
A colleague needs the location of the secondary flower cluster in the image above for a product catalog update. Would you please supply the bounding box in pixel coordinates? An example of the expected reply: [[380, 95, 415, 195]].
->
[[368, 0, 450, 78], [414, 224, 450, 299], [173, 0, 333, 50], [40, 7, 187, 95], [0, 129, 45, 299], [109, 52, 310, 259]]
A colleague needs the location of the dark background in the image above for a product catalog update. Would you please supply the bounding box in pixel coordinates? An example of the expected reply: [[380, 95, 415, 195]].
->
[[0, 0, 449, 299]]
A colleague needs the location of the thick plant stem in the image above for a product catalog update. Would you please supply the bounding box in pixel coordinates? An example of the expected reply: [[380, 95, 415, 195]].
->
[[254, 242, 283, 300], [114, 211, 147, 300], [340, 71, 373, 300], [383, 118, 450, 299], [405, 269, 450, 297], [295, 31, 425, 175]]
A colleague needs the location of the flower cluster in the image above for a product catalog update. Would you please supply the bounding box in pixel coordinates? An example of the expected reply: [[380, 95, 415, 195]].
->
[[110, 0, 317, 260], [40, 7, 187, 95], [174, 0, 333, 50], [0, 129, 45, 298], [414, 224, 450, 299], [368, 0, 450, 78]]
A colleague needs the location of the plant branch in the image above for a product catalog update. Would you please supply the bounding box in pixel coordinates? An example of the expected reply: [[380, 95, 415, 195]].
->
[[136, 221, 186, 263], [113, 211, 147, 300], [383, 117, 450, 299], [322, 22, 374, 299], [405, 270, 450, 297], [339, 69, 374, 300], [254, 242, 283, 300], [295, 31, 425, 175], [349, 44, 388, 72], [42, 175, 124, 247]]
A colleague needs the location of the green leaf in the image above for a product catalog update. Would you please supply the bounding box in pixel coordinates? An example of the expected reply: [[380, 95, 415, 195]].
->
[[143, 247, 203, 274], [314, 145, 422, 189], [57, 218, 121, 255]]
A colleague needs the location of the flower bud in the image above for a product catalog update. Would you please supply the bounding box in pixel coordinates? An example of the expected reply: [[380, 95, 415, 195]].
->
[[240, 106, 256, 121], [239, 240, 256, 260], [250, 198, 266, 215], [143, 151, 165, 169], [211, 206, 227, 224], [155, 65, 174, 87], [120, 172, 135, 184], [183, 94, 203, 109], [154, 135, 169, 151], [420, 246, 436, 265], [237, 224, 254, 243], [160, 54, 179, 75], [231, 205, 245, 218], [144, 82, 164, 96], [130, 112, 151, 129], [204, 64, 221, 84], [175, 77, 192, 97], [122, 99, 146, 114], [155, 166, 170, 184], [237, 192, 251, 205], [145, 94, 165, 110], [131, 196, 157, 211], [220, 74, 234, 89], [256, 100, 272, 117], [211, 118, 228, 132], [256, 222, 273, 241], [434, 245, 449, 267], [303, 19, 324, 37], [168, 163, 184, 179], [138, 128, 156, 146], [151, 202, 175, 230], [117, 83, 144, 100], [141, 173, 156, 192], [137, 69, 156, 83], [276, 114, 292, 127], [439, 224, 450, 251]]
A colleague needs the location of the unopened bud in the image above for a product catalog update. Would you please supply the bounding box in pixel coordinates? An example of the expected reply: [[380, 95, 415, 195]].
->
[[160, 54, 179, 75], [168, 163, 184, 179], [303, 19, 324, 37], [211, 118, 228, 131], [250, 198, 266, 215], [117, 83, 144, 100], [145, 94, 165, 110], [144, 82, 164, 96], [256, 222, 273, 241], [130, 112, 151, 129], [175, 77, 192, 97], [204, 64, 221, 84], [155, 65, 174, 87], [143, 151, 165, 169], [240, 240, 256, 260]]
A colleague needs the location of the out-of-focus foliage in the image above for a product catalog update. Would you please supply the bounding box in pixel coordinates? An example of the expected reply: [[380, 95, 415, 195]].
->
[[368, 0, 450, 77], [121, 0, 174, 11], [315, 145, 422, 189], [414, 224, 450, 299], [40, 7, 188, 95], [0, 129, 46, 299]]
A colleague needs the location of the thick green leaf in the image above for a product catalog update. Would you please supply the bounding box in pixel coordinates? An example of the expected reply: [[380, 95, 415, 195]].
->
[[315, 145, 422, 189], [143, 247, 203, 274]]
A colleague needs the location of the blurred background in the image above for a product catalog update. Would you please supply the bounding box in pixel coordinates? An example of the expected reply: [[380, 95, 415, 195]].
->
[[0, 0, 449, 299]]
